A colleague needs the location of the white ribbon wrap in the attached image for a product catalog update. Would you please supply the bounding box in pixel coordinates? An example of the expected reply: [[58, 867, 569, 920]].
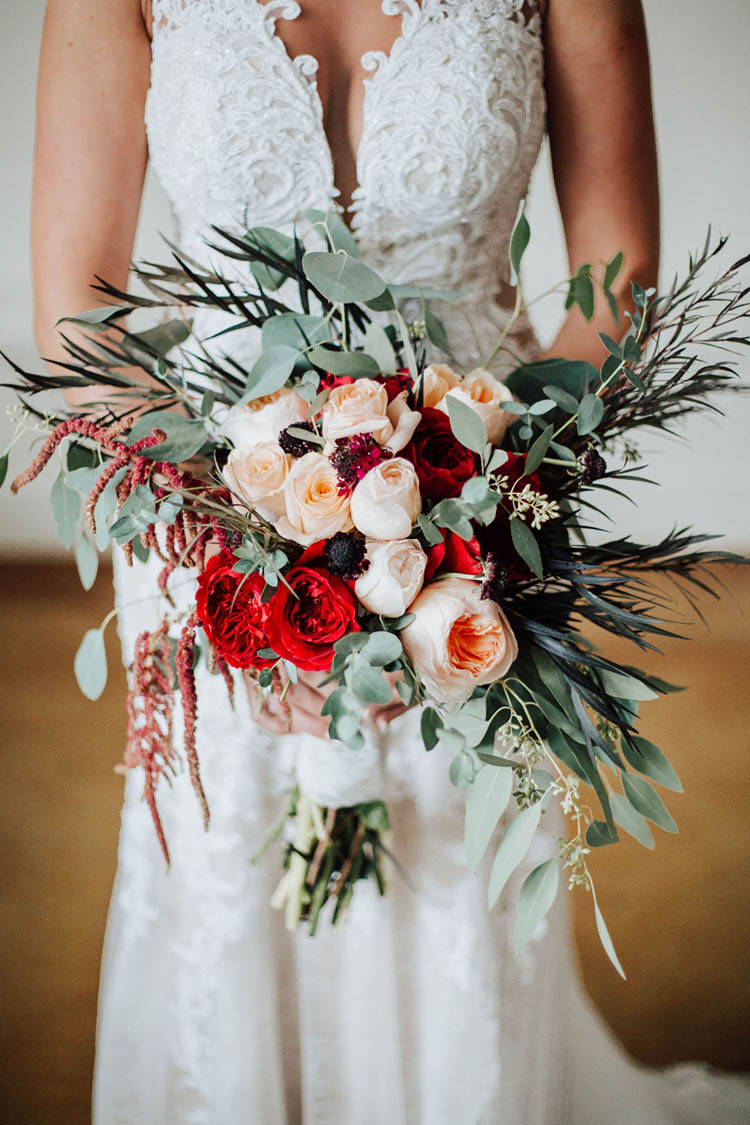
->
[[278, 725, 384, 808]]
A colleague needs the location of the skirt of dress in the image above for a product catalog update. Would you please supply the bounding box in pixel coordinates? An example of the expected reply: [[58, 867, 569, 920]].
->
[[92, 553, 750, 1125]]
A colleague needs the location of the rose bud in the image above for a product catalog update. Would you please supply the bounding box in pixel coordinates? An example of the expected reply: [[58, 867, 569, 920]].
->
[[384, 390, 422, 453], [355, 539, 428, 617], [401, 576, 518, 702], [436, 368, 516, 445], [219, 387, 309, 448], [277, 452, 352, 546], [321, 378, 394, 444], [421, 363, 461, 408], [223, 440, 291, 522], [350, 457, 421, 540]]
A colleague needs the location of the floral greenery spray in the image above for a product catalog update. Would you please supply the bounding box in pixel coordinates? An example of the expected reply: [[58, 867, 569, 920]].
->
[[3, 207, 749, 970]]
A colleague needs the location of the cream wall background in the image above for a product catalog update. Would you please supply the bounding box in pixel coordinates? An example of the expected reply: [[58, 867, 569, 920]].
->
[[1, 0, 748, 557]]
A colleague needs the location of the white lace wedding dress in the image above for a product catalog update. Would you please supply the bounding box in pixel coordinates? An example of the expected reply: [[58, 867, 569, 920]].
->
[[93, 2, 750, 1121]]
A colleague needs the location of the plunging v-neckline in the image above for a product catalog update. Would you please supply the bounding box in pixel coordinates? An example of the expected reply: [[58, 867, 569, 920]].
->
[[257, 0, 423, 229]]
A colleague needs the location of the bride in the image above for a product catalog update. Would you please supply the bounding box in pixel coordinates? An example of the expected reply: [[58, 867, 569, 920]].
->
[[32, 1, 750, 1121]]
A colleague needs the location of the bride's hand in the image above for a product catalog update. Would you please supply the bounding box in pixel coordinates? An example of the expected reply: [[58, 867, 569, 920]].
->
[[245, 667, 410, 738]]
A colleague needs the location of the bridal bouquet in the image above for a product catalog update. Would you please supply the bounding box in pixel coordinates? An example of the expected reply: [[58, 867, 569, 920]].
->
[[4, 210, 748, 968]]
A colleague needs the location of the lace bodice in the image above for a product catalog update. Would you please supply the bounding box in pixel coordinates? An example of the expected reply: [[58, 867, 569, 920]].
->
[[146, 0, 546, 367]]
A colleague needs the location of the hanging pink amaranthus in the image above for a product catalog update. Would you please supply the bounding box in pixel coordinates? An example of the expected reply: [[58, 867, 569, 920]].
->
[[11, 414, 233, 597], [175, 610, 210, 833], [120, 620, 178, 865]]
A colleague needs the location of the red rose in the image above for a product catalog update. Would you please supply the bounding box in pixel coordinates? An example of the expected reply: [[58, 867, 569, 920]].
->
[[403, 407, 478, 499], [493, 450, 540, 492], [378, 369, 412, 402], [265, 544, 360, 672], [425, 529, 483, 582], [318, 371, 355, 391], [196, 549, 273, 670]]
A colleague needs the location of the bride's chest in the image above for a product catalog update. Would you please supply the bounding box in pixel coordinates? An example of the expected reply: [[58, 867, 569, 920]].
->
[[146, 0, 545, 241]]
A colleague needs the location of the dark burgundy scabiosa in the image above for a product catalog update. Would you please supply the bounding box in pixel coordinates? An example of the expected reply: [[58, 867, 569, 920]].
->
[[581, 448, 607, 485], [330, 433, 393, 494], [323, 531, 370, 580], [278, 420, 318, 458], [480, 551, 511, 603]]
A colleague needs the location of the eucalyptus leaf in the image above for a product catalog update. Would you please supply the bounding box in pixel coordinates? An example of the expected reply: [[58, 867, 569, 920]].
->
[[449, 751, 475, 788], [363, 321, 397, 373], [74, 533, 99, 591], [125, 411, 208, 461], [622, 773, 678, 833], [604, 250, 624, 294], [585, 820, 619, 847], [513, 859, 559, 951], [261, 313, 330, 352], [395, 310, 418, 382], [543, 385, 579, 414], [242, 347, 302, 403], [94, 468, 126, 550], [159, 493, 184, 525], [363, 631, 403, 666], [245, 226, 296, 289], [591, 882, 626, 979], [446, 396, 487, 455], [0, 452, 7, 490], [424, 304, 451, 355], [50, 472, 81, 549], [65, 466, 103, 494], [447, 710, 488, 748], [509, 517, 543, 579], [351, 663, 392, 705], [610, 791, 655, 849], [306, 208, 360, 257], [577, 393, 605, 436], [488, 802, 542, 908], [302, 250, 385, 303], [307, 347, 380, 377], [524, 424, 554, 474], [74, 628, 108, 701], [420, 705, 444, 750], [58, 305, 130, 328], [465, 764, 513, 869], [622, 737, 683, 792], [509, 206, 530, 284], [132, 318, 190, 357], [417, 514, 443, 547], [598, 669, 658, 701]]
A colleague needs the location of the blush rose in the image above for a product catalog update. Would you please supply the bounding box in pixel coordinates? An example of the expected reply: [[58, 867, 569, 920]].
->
[[401, 576, 518, 702]]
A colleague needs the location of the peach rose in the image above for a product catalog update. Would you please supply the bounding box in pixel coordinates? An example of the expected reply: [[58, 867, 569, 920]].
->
[[355, 539, 427, 617], [224, 440, 291, 522], [277, 452, 352, 546], [437, 368, 516, 445], [350, 458, 421, 540], [422, 363, 461, 408], [219, 387, 309, 448], [401, 576, 518, 702], [322, 379, 393, 444]]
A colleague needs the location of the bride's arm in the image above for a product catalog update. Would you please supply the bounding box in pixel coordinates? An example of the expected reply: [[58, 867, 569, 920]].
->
[[540, 0, 660, 363], [32, 0, 152, 406]]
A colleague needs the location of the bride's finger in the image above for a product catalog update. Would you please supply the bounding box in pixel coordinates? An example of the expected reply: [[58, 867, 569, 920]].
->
[[286, 679, 332, 714], [295, 667, 336, 699]]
